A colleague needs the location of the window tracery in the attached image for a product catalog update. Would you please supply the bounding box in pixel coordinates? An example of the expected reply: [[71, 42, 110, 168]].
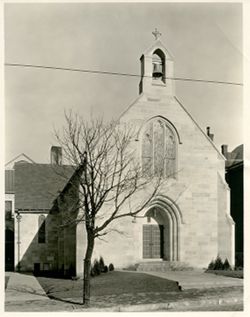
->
[[142, 119, 176, 177]]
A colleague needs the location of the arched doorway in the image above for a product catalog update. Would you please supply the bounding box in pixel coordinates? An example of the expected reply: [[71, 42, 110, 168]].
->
[[142, 197, 182, 261]]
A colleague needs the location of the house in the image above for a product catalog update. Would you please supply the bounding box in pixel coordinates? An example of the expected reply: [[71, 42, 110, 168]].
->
[[222, 144, 243, 267], [13, 147, 81, 275], [5, 153, 35, 271], [7, 34, 235, 275]]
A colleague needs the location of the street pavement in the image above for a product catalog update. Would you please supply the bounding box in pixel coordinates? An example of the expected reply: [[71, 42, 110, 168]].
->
[[5, 270, 244, 312]]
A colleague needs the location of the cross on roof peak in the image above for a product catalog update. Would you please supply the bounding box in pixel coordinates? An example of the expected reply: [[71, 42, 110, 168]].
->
[[152, 28, 162, 40]]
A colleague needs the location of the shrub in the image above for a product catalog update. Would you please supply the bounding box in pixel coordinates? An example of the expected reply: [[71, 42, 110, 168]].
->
[[109, 263, 114, 271], [235, 253, 243, 269], [103, 265, 108, 273], [90, 266, 95, 277], [99, 256, 105, 272], [207, 259, 215, 270], [213, 255, 224, 270], [91, 259, 101, 277], [215, 256, 223, 270], [223, 258, 232, 271]]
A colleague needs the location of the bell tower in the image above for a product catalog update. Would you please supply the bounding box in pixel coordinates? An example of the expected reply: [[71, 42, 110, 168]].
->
[[139, 29, 175, 96]]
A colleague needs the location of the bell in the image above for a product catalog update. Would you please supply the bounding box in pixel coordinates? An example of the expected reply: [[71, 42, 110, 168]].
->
[[153, 62, 163, 78]]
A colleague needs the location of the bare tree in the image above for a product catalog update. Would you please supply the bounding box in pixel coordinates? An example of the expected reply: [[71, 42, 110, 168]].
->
[[55, 111, 163, 305]]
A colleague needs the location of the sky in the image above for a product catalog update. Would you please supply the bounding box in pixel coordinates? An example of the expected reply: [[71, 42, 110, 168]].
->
[[4, 2, 243, 164]]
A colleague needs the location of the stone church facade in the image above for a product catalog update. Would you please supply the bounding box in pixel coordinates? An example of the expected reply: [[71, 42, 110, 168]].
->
[[89, 36, 235, 270], [8, 35, 235, 275]]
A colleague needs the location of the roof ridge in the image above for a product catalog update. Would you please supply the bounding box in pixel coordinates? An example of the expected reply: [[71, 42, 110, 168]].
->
[[174, 96, 225, 160], [5, 153, 35, 166]]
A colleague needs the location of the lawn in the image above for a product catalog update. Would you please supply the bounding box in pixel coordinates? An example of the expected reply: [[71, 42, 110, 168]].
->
[[205, 270, 243, 279], [37, 271, 180, 299], [37, 270, 243, 309]]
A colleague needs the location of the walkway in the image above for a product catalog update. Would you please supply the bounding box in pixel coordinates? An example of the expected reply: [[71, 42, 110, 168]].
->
[[5, 272, 50, 302], [5, 272, 76, 311], [144, 270, 243, 290]]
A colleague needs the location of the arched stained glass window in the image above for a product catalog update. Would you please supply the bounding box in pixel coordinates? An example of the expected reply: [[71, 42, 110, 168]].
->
[[142, 118, 176, 178]]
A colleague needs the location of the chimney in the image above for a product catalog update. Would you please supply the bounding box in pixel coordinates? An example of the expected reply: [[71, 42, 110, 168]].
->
[[206, 126, 210, 136], [221, 144, 228, 158], [50, 146, 62, 165], [206, 126, 214, 141]]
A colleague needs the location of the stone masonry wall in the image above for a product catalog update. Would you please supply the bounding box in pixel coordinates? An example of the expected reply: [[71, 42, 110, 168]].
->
[[89, 89, 233, 270], [16, 211, 59, 272]]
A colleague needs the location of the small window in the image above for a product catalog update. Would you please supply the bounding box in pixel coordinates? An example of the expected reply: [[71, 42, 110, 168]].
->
[[38, 215, 46, 244], [34, 263, 40, 275], [43, 263, 50, 271]]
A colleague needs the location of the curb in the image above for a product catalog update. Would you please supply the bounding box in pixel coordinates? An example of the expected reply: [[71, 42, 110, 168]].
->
[[73, 296, 243, 312]]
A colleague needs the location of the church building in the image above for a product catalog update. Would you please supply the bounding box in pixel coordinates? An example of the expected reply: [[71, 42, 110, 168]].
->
[[90, 30, 235, 270], [8, 31, 235, 275]]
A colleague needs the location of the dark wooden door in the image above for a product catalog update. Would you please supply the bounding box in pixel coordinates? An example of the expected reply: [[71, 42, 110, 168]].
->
[[143, 224, 164, 259], [5, 229, 14, 271]]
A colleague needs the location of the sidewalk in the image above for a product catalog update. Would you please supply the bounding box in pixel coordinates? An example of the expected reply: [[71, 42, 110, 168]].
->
[[5, 271, 243, 312], [143, 270, 243, 290], [5, 272, 49, 302], [5, 272, 77, 311]]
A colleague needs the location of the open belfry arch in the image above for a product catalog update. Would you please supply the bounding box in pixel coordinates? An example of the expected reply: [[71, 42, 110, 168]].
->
[[139, 29, 175, 95]]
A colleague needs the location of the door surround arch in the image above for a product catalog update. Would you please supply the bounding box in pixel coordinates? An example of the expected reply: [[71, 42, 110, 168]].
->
[[143, 195, 183, 261]]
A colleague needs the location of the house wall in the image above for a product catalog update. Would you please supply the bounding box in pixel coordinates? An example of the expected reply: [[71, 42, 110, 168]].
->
[[15, 180, 80, 274], [217, 173, 235, 265], [57, 180, 80, 276], [15, 212, 59, 272], [226, 164, 243, 265]]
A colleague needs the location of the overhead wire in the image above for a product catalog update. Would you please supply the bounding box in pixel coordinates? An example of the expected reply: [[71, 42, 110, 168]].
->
[[5, 62, 243, 86]]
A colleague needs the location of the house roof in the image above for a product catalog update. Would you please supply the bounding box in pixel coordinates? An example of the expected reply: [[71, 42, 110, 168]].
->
[[226, 144, 243, 169], [15, 163, 75, 210], [5, 153, 35, 169], [5, 170, 15, 194]]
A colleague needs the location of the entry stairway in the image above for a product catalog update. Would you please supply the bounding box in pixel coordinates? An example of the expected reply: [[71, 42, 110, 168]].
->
[[136, 261, 194, 272]]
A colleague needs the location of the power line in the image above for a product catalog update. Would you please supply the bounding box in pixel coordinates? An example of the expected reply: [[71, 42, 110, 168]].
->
[[5, 62, 243, 86]]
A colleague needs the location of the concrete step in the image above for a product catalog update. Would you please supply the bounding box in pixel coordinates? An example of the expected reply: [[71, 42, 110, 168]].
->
[[137, 261, 193, 272]]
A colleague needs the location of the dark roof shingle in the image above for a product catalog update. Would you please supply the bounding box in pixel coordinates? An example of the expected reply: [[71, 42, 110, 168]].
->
[[5, 170, 15, 193], [15, 163, 75, 210], [226, 144, 243, 168]]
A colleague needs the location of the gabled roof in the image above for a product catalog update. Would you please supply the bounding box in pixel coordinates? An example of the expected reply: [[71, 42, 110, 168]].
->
[[5, 170, 15, 194], [174, 97, 226, 160], [141, 39, 174, 60], [15, 163, 75, 211], [5, 153, 35, 169], [226, 144, 243, 169]]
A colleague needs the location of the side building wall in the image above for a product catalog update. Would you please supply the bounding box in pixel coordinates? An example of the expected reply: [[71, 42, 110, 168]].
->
[[57, 179, 80, 276], [217, 172, 235, 265], [15, 211, 59, 273]]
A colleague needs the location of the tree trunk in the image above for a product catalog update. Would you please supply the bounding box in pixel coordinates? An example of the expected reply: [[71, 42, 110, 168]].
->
[[83, 232, 95, 306]]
